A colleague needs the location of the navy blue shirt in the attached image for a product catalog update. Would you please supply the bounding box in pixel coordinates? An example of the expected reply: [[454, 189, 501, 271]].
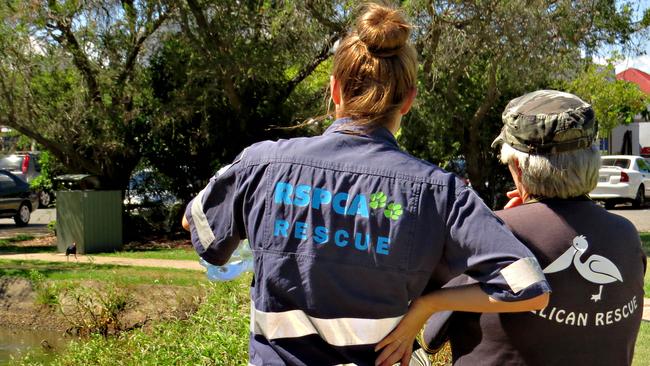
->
[[185, 119, 550, 365]]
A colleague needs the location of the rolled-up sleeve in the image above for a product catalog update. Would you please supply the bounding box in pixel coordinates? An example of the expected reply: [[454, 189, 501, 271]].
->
[[443, 186, 551, 301], [185, 158, 246, 266]]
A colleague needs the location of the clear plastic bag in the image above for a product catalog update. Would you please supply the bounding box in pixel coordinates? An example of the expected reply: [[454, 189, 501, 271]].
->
[[199, 240, 254, 281]]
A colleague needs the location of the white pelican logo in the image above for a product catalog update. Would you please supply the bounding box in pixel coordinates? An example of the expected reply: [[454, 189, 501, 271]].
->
[[543, 235, 623, 302]]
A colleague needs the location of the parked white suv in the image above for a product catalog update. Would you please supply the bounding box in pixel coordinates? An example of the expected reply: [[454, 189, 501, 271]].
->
[[589, 155, 650, 209]]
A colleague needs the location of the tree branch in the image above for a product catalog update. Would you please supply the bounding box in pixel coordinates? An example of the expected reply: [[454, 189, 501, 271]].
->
[[465, 62, 500, 192], [184, 0, 242, 111], [305, 1, 346, 34], [116, 8, 170, 89], [283, 32, 340, 99], [46, 13, 101, 104], [0, 76, 70, 162]]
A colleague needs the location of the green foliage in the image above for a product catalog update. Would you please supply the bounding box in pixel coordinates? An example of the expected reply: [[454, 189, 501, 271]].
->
[[19, 277, 251, 365], [27, 268, 45, 285], [0, 1, 171, 189], [0, 0, 647, 208], [28, 269, 59, 307], [400, 0, 645, 202], [47, 220, 56, 235], [30, 151, 54, 192], [561, 63, 649, 136], [58, 285, 134, 338], [143, 1, 349, 199]]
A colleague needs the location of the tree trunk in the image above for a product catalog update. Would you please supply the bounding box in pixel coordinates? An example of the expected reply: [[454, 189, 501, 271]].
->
[[466, 63, 500, 199]]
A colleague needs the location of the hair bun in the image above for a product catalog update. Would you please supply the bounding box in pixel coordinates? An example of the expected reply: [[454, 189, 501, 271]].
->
[[356, 3, 411, 57]]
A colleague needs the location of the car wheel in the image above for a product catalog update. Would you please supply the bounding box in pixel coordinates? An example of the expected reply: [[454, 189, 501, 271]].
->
[[14, 203, 31, 226], [39, 191, 51, 208], [604, 201, 616, 210], [633, 185, 645, 208]]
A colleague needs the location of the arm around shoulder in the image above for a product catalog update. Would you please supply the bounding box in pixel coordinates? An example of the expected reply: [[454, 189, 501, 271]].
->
[[374, 284, 549, 366]]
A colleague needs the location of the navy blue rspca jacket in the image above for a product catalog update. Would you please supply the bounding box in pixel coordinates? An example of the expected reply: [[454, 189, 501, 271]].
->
[[185, 118, 550, 366]]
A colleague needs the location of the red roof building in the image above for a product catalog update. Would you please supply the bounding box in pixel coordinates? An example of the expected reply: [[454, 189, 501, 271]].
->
[[616, 68, 650, 94]]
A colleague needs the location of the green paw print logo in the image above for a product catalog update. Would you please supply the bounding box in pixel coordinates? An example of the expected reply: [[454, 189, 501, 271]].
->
[[384, 202, 403, 220], [369, 192, 387, 209]]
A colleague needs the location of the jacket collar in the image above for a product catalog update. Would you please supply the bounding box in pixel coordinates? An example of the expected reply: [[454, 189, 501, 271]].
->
[[324, 118, 399, 148]]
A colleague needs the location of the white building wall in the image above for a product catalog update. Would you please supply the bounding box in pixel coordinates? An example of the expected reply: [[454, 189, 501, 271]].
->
[[610, 121, 650, 155]]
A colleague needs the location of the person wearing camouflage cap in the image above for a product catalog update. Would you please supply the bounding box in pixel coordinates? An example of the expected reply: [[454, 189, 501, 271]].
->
[[417, 90, 646, 366], [493, 89, 597, 155]]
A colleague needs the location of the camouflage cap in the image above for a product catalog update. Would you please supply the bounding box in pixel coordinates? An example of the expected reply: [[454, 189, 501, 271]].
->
[[491, 90, 597, 154]]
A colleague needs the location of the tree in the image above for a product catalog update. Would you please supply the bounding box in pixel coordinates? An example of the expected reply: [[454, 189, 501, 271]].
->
[[400, 0, 645, 201], [0, 0, 171, 189], [562, 63, 649, 136], [143, 0, 350, 200]]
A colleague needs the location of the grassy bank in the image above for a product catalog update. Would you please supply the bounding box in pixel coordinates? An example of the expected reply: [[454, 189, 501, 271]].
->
[[634, 322, 650, 366], [16, 274, 251, 366]]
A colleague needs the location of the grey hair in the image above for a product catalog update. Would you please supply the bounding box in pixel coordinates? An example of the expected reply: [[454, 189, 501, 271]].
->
[[499, 143, 601, 198]]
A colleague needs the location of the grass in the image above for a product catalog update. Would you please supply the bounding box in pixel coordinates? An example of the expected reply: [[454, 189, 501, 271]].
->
[[0, 233, 196, 260], [0, 235, 50, 254], [94, 248, 197, 261], [0, 234, 35, 243], [0, 244, 56, 254], [634, 322, 650, 366], [640, 233, 650, 295], [15, 274, 252, 366], [0, 260, 205, 287]]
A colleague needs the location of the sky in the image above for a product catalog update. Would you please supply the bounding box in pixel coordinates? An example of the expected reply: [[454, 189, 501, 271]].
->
[[595, 0, 650, 74]]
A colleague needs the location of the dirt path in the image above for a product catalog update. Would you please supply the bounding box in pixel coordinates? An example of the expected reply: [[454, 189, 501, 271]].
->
[[0, 253, 204, 271]]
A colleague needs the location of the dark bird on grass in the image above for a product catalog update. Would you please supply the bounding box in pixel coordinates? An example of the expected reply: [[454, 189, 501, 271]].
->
[[66, 242, 77, 261]]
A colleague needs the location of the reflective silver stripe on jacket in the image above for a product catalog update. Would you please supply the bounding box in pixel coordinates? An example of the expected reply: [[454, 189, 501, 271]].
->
[[250, 303, 403, 347], [500, 256, 546, 293], [191, 163, 233, 250]]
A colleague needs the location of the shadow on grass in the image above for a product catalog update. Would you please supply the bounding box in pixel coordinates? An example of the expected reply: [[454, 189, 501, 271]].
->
[[0, 259, 206, 287], [0, 245, 57, 254], [0, 261, 125, 278]]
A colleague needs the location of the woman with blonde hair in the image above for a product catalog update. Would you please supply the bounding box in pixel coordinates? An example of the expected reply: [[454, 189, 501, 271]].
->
[[184, 3, 550, 365]]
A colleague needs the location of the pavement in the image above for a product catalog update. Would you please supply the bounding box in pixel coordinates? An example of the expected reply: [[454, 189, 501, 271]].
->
[[608, 206, 650, 232], [0, 208, 56, 239]]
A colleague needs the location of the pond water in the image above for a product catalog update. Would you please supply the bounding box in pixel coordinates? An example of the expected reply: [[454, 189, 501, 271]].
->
[[0, 327, 70, 364]]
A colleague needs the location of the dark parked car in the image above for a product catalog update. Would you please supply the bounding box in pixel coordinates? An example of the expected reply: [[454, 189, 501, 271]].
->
[[0, 152, 53, 208], [0, 169, 39, 226]]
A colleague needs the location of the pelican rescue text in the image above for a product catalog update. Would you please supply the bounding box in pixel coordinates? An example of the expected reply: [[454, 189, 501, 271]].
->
[[531, 296, 639, 327]]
